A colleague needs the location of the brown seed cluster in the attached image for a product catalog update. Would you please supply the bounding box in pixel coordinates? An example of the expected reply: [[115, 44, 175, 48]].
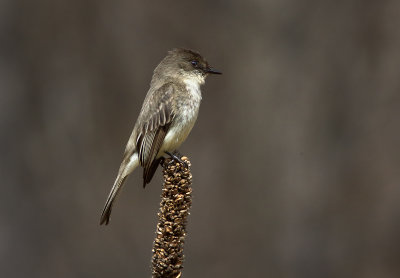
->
[[152, 156, 192, 278]]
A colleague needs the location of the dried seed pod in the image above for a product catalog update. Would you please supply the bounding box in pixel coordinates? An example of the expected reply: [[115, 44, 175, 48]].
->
[[151, 156, 193, 278]]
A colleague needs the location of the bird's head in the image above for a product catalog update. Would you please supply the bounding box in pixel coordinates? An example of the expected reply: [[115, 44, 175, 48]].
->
[[155, 48, 221, 84]]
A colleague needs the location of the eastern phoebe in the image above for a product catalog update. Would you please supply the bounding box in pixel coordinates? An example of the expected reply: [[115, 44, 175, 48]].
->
[[100, 48, 221, 225]]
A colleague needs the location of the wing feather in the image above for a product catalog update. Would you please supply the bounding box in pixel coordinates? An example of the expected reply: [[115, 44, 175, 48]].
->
[[134, 83, 175, 186]]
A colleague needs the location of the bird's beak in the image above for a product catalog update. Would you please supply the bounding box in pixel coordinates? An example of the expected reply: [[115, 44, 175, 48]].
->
[[206, 67, 222, 74]]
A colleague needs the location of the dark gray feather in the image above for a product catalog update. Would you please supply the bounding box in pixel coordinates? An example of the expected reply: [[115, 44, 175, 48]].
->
[[135, 83, 175, 183]]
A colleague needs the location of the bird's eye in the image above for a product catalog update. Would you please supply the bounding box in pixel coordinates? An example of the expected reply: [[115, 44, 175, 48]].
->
[[191, 60, 198, 67]]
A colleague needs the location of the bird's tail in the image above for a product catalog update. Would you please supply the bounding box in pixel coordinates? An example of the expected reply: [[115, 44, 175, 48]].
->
[[100, 153, 139, 225], [100, 174, 127, 225]]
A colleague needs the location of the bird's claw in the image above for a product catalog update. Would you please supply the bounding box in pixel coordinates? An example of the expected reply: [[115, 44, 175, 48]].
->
[[165, 151, 188, 168]]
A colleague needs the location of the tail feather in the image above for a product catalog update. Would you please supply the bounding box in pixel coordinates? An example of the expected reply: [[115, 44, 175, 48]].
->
[[100, 175, 127, 225], [100, 152, 139, 225]]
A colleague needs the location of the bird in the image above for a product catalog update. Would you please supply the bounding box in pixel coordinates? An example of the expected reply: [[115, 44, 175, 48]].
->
[[100, 48, 221, 225]]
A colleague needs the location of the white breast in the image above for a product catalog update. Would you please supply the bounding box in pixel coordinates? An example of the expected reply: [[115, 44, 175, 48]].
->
[[157, 78, 202, 157], [184, 78, 202, 103]]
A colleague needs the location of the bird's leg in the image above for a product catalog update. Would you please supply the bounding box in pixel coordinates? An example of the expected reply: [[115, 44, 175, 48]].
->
[[165, 151, 188, 168]]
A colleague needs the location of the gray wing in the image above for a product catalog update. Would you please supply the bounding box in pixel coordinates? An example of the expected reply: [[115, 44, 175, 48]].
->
[[135, 83, 175, 186], [100, 83, 175, 225]]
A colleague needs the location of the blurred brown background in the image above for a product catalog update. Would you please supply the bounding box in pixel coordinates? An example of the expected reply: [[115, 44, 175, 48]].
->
[[1, 0, 400, 277]]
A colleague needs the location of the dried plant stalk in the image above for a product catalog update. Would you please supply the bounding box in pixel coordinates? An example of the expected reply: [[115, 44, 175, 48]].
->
[[151, 156, 192, 278]]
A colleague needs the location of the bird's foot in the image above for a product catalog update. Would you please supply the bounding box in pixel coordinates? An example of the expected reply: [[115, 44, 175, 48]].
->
[[165, 151, 188, 168]]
